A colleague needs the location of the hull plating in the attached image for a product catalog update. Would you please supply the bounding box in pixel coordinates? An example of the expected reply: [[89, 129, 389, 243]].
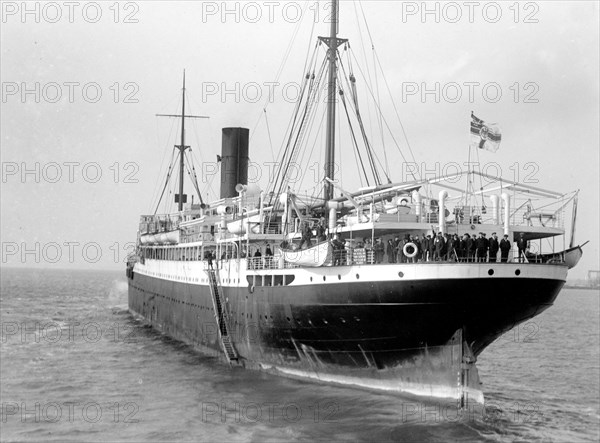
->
[[127, 262, 565, 403]]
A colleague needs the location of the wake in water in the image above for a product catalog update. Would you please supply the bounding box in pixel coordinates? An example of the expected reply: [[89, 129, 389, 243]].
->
[[106, 277, 129, 311]]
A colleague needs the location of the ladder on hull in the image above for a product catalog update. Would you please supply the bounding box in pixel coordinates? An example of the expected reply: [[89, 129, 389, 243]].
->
[[206, 268, 238, 363]]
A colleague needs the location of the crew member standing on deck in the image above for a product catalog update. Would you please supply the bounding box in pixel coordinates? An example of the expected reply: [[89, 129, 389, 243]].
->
[[443, 234, 450, 261], [332, 233, 346, 265], [265, 244, 274, 269], [465, 233, 474, 262], [516, 232, 528, 263], [299, 221, 312, 249], [500, 234, 511, 262], [419, 234, 427, 262], [433, 232, 444, 261], [387, 239, 396, 263], [427, 234, 434, 262], [316, 217, 327, 241], [451, 234, 460, 261], [483, 233, 490, 262], [475, 233, 487, 262], [489, 232, 499, 263], [374, 238, 385, 264]]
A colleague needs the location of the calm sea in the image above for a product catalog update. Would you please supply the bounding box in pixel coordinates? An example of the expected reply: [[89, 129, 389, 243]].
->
[[1, 268, 598, 442]]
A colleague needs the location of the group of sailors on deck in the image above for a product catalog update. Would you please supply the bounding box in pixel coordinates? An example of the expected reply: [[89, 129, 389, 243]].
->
[[331, 231, 527, 265]]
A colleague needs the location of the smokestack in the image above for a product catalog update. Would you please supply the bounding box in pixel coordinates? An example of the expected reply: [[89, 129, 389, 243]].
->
[[220, 127, 249, 199]]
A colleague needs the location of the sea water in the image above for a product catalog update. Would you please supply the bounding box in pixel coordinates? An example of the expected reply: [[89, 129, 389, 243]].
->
[[1, 268, 598, 442]]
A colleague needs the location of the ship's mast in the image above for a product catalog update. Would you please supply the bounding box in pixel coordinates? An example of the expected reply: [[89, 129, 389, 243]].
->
[[156, 71, 209, 212], [177, 71, 188, 212], [320, 0, 346, 203]]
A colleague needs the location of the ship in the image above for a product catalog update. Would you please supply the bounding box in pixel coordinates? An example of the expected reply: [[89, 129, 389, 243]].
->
[[127, 1, 584, 407]]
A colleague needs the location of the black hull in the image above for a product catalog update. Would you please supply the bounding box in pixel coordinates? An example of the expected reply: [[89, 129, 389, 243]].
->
[[128, 262, 565, 403]]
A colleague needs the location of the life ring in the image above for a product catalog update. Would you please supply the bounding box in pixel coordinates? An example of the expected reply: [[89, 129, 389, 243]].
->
[[403, 242, 418, 258], [470, 224, 476, 230], [399, 198, 409, 207]]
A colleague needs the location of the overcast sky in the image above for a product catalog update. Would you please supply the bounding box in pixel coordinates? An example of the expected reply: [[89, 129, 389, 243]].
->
[[1, 1, 598, 279]]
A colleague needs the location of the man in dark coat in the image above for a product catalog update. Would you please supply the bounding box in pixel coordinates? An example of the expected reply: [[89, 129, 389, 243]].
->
[[483, 233, 490, 262], [516, 232, 528, 263], [499, 234, 511, 262], [427, 234, 434, 262], [465, 234, 474, 262], [315, 219, 326, 241], [374, 238, 385, 264], [442, 233, 450, 260], [475, 233, 487, 262], [420, 234, 428, 262], [489, 232, 499, 263], [299, 221, 312, 249], [433, 232, 444, 261], [396, 241, 405, 263], [386, 239, 396, 263], [450, 234, 460, 261], [459, 234, 468, 262], [332, 233, 346, 265]]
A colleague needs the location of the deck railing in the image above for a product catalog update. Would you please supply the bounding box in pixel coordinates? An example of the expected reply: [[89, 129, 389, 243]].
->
[[509, 206, 564, 229], [243, 247, 561, 270], [139, 214, 183, 235]]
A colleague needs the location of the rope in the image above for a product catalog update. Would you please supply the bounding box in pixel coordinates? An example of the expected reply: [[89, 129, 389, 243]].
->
[[154, 150, 179, 215], [348, 49, 418, 179]]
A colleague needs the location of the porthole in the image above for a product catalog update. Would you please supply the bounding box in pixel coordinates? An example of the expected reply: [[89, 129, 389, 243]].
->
[[488, 269, 494, 276], [515, 269, 521, 276], [338, 275, 342, 280], [356, 274, 360, 279], [323, 276, 326, 281], [398, 272, 404, 278], [310, 277, 313, 282]]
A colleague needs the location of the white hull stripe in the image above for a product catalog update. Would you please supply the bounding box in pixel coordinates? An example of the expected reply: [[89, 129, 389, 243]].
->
[[134, 260, 567, 287]]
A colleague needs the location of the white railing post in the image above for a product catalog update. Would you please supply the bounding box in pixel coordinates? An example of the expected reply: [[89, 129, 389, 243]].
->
[[438, 190, 448, 234], [501, 193, 511, 237]]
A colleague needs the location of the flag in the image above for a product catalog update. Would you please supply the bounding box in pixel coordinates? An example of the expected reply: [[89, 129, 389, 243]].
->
[[470, 112, 501, 152]]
